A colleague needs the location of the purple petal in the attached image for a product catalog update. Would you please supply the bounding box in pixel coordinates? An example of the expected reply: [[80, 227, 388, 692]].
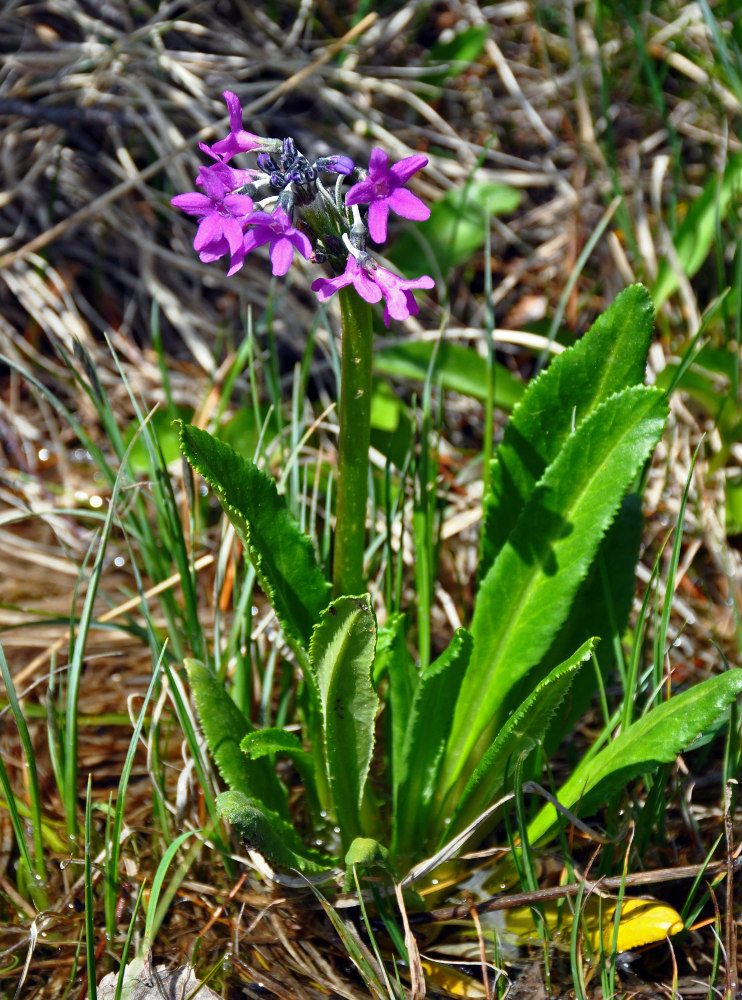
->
[[269, 206, 291, 232], [198, 234, 229, 263], [269, 236, 294, 276], [387, 187, 430, 222], [345, 178, 376, 207], [287, 229, 312, 259], [211, 131, 260, 158], [348, 259, 382, 304], [227, 247, 247, 276], [312, 272, 352, 301], [200, 167, 228, 201], [223, 91, 243, 133], [242, 228, 271, 254], [223, 193, 255, 218], [171, 192, 213, 216], [244, 210, 274, 227], [194, 214, 224, 253], [367, 200, 390, 244], [367, 147, 389, 181], [222, 217, 245, 255], [388, 154, 428, 185]]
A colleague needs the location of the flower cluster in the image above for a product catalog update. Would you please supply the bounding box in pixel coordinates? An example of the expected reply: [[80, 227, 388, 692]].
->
[[172, 91, 433, 326]]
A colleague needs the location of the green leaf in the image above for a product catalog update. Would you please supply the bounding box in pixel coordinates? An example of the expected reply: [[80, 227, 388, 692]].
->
[[392, 628, 471, 862], [528, 669, 742, 844], [185, 659, 289, 818], [343, 837, 395, 890], [344, 837, 392, 869], [388, 180, 521, 275], [428, 26, 490, 82], [375, 340, 523, 410], [481, 284, 655, 578], [652, 152, 742, 309], [440, 639, 595, 843], [442, 384, 668, 796], [309, 596, 379, 841], [217, 790, 335, 874], [178, 423, 330, 646], [374, 613, 416, 796], [240, 728, 321, 823], [537, 494, 644, 753]]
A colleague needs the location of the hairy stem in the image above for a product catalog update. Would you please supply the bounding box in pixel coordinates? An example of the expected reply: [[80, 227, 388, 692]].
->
[[333, 287, 373, 597]]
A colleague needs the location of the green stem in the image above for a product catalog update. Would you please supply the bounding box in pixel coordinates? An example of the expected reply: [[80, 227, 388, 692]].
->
[[333, 287, 374, 597]]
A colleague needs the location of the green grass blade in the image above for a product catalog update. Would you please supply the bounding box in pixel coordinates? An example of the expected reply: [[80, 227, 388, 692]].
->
[[0, 642, 46, 884], [104, 654, 163, 939], [84, 775, 97, 1000], [652, 152, 742, 310]]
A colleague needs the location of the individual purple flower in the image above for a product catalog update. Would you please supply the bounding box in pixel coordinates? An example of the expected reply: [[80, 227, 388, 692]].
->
[[314, 155, 355, 176], [311, 254, 434, 327], [210, 91, 263, 161], [241, 205, 313, 276], [345, 147, 430, 244], [171, 167, 254, 275], [195, 158, 258, 194]]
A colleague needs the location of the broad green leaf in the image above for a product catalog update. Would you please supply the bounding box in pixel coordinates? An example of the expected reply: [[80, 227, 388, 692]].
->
[[528, 669, 742, 844], [375, 340, 523, 410], [309, 596, 378, 841], [217, 790, 335, 874], [392, 628, 471, 862], [537, 495, 644, 754], [480, 284, 655, 578], [439, 639, 595, 844], [178, 423, 330, 646], [652, 151, 742, 309], [374, 613, 416, 796], [343, 838, 395, 890], [388, 180, 521, 275], [240, 728, 321, 823], [442, 384, 668, 796], [185, 659, 288, 818]]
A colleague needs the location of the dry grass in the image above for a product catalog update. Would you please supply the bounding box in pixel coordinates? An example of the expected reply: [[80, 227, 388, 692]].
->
[[1, 1, 741, 997]]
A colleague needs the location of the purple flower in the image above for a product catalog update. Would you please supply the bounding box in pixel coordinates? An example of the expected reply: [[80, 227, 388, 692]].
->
[[314, 155, 355, 176], [242, 206, 313, 276], [311, 254, 434, 327], [210, 91, 262, 161], [171, 167, 254, 275], [345, 147, 430, 244], [195, 157, 258, 194]]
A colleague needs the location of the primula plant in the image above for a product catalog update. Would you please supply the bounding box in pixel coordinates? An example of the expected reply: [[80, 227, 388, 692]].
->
[[172, 91, 742, 884]]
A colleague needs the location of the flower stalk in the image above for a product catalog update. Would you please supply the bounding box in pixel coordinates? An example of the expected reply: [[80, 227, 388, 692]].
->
[[333, 287, 374, 597]]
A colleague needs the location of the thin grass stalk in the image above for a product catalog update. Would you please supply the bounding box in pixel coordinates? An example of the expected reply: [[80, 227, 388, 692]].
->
[[84, 775, 98, 1000], [0, 642, 46, 886], [333, 287, 373, 597], [0, 739, 37, 893], [104, 657, 163, 939], [142, 829, 199, 953], [651, 441, 701, 711], [63, 421, 149, 840], [114, 881, 146, 1000]]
